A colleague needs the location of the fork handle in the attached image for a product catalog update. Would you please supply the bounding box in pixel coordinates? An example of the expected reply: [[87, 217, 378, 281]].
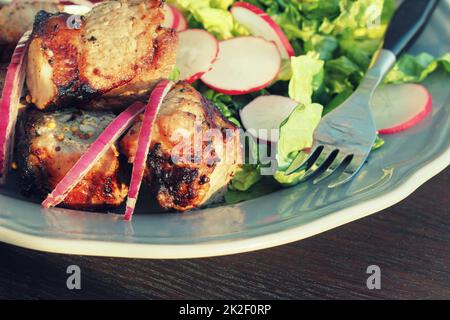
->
[[383, 0, 438, 56]]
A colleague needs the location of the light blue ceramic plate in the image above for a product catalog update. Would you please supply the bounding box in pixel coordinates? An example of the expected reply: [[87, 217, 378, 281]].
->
[[0, 1, 448, 258]]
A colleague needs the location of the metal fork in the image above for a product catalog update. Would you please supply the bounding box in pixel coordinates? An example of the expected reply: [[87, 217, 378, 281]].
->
[[285, 0, 438, 188]]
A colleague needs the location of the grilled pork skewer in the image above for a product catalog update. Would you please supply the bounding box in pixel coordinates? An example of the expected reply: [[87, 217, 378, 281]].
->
[[26, 0, 178, 111], [18, 109, 128, 210], [121, 83, 242, 212]]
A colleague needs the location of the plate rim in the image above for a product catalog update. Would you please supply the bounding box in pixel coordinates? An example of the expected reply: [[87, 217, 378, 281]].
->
[[0, 146, 448, 259]]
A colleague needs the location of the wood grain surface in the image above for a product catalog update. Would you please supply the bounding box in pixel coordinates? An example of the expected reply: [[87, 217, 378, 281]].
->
[[0, 169, 448, 300]]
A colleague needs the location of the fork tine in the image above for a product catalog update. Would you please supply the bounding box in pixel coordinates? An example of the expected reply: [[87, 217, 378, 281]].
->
[[312, 152, 346, 184], [300, 148, 338, 182], [285, 145, 322, 175], [328, 154, 368, 188]]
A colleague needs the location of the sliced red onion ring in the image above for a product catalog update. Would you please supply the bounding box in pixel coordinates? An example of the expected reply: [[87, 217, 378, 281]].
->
[[0, 31, 31, 185], [42, 101, 146, 208], [124, 80, 174, 221]]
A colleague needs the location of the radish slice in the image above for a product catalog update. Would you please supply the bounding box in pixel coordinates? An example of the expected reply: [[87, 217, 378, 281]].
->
[[0, 31, 31, 185], [124, 80, 174, 221], [162, 4, 179, 29], [231, 2, 295, 59], [176, 29, 219, 83], [201, 37, 281, 95], [240, 95, 299, 143], [175, 8, 188, 31], [42, 101, 146, 208], [162, 4, 186, 31], [371, 83, 432, 135]]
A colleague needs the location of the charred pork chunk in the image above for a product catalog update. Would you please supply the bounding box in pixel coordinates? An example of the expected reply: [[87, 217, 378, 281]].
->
[[26, 0, 178, 111], [121, 83, 242, 212], [19, 109, 128, 211], [0, 1, 60, 45]]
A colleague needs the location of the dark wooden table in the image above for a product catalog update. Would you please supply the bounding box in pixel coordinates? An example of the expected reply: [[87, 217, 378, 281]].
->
[[0, 169, 448, 300]]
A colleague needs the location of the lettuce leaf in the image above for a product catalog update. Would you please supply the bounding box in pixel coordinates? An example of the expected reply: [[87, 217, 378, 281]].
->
[[273, 165, 307, 187], [385, 53, 450, 84], [325, 56, 363, 95], [168, 66, 180, 82], [338, 30, 382, 69], [229, 164, 262, 192], [300, 0, 341, 20], [168, 0, 248, 39], [211, 0, 235, 10], [304, 34, 339, 61], [288, 53, 325, 104], [225, 177, 280, 204], [274, 103, 323, 186], [276, 103, 323, 170], [331, 0, 386, 39]]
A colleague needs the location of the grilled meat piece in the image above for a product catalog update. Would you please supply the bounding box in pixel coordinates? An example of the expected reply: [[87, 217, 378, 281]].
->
[[26, 0, 178, 111], [18, 109, 128, 211], [91, 27, 178, 110], [121, 83, 242, 212], [0, 1, 60, 45]]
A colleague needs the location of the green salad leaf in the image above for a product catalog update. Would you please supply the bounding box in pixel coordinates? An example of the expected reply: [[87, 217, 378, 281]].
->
[[225, 177, 280, 204], [372, 135, 385, 151], [304, 34, 339, 61], [385, 53, 450, 84], [276, 103, 323, 170], [211, 0, 235, 10], [270, 101, 323, 187], [168, 66, 181, 82], [168, 0, 248, 39], [228, 164, 262, 192], [325, 55, 363, 96], [288, 52, 324, 104], [331, 0, 386, 38]]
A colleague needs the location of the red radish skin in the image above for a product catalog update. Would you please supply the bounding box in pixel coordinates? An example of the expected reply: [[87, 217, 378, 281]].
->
[[124, 80, 174, 221], [231, 2, 295, 59], [175, 9, 188, 31], [240, 95, 299, 143], [170, 5, 182, 30], [177, 29, 219, 83], [42, 101, 147, 208], [163, 4, 180, 30], [371, 84, 433, 135], [201, 37, 281, 95], [185, 72, 205, 85], [166, 5, 188, 31], [0, 31, 31, 185]]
